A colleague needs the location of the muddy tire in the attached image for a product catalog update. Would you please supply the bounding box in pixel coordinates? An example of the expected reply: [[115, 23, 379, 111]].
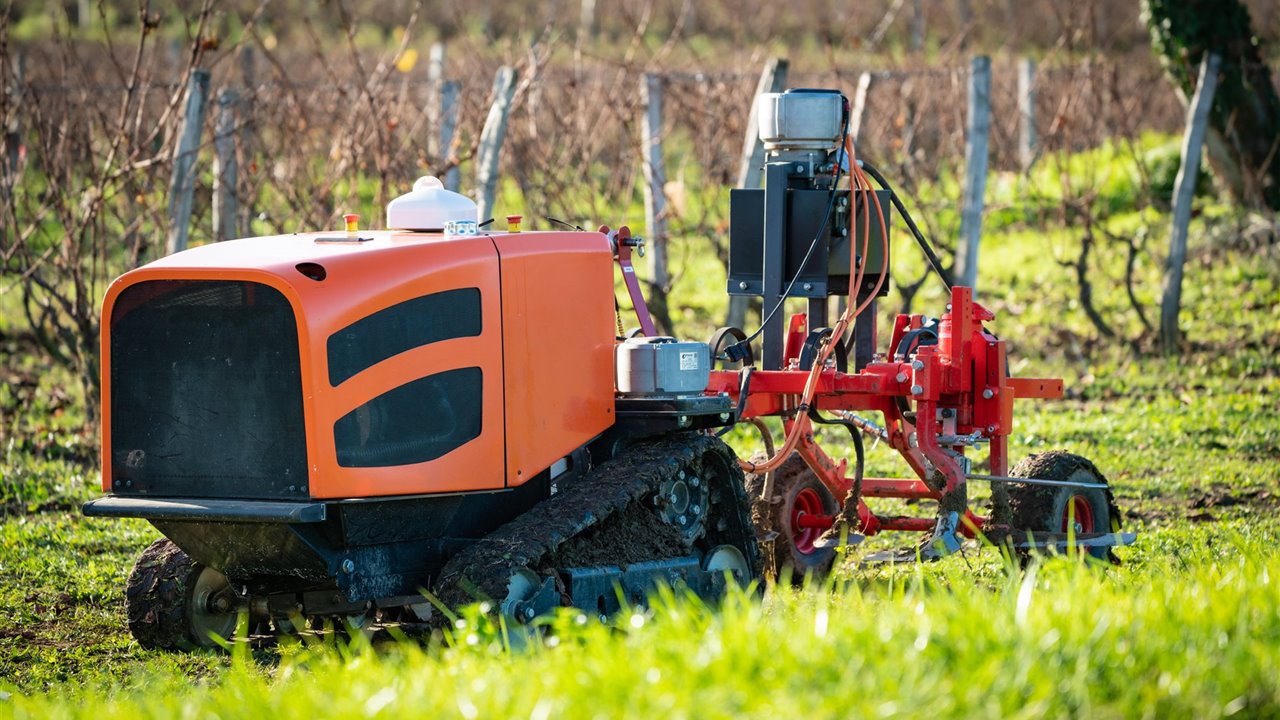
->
[[1007, 451, 1121, 562], [125, 538, 238, 650], [746, 452, 840, 584]]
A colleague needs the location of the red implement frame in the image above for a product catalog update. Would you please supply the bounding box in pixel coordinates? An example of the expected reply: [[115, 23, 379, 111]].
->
[[696, 285, 1054, 538], [607, 230, 1063, 542], [602, 225, 657, 337], [699, 286, 1063, 539]]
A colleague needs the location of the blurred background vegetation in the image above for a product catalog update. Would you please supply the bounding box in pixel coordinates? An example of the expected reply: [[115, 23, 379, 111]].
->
[[1, 0, 1276, 417], [0, 0, 1275, 472]]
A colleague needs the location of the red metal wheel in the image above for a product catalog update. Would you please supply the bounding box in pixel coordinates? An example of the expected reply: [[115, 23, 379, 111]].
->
[[1061, 494, 1096, 534], [791, 487, 826, 554], [744, 453, 840, 583]]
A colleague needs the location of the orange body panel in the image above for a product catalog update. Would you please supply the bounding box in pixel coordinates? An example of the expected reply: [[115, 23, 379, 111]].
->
[[297, 236, 506, 498], [101, 231, 505, 498], [492, 232, 616, 486], [101, 229, 619, 500]]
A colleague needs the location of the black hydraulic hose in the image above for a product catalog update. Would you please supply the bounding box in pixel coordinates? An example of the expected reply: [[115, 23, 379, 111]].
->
[[858, 161, 953, 292], [714, 367, 754, 438], [807, 406, 864, 509]]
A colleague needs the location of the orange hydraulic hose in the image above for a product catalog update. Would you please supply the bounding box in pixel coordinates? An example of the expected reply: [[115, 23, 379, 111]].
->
[[737, 132, 890, 476], [847, 154, 889, 318]]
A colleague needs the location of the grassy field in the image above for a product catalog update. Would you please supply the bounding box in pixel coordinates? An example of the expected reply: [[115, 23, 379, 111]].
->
[[1, 137, 1279, 716]]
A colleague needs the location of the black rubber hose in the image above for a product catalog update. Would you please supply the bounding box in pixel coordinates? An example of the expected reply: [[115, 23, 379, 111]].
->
[[807, 407, 864, 522], [714, 367, 755, 438], [858, 161, 952, 291]]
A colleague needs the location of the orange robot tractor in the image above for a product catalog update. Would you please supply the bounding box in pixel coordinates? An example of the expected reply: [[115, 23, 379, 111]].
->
[[85, 90, 1132, 649]]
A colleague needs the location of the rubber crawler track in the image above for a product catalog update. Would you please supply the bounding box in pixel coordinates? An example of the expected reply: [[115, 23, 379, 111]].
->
[[433, 433, 760, 612]]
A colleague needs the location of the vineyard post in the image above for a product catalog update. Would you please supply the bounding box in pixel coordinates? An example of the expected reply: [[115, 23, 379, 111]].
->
[[841, 69, 875, 322], [910, 0, 925, 53], [850, 71, 874, 144], [440, 79, 461, 192], [237, 46, 255, 236], [426, 42, 445, 158], [3, 53, 23, 183], [735, 58, 788, 190], [212, 89, 238, 242], [956, 55, 991, 291], [640, 73, 671, 333], [1161, 52, 1221, 356], [1018, 56, 1037, 172], [474, 66, 517, 221], [166, 69, 210, 255], [239, 44, 255, 89], [579, 0, 597, 40], [728, 57, 788, 330]]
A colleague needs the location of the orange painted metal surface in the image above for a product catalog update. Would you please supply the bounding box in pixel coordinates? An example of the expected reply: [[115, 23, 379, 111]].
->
[[492, 231, 616, 487], [102, 231, 509, 499]]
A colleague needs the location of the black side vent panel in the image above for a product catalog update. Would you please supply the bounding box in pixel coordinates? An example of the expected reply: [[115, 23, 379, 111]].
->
[[110, 280, 308, 499], [334, 367, 483, 468], [327, 288, 482, 386]]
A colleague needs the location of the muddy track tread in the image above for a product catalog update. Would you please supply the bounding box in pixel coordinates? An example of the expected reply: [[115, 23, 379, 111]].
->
[[433, 433, 749, 611], [126, 538, 199, 650]]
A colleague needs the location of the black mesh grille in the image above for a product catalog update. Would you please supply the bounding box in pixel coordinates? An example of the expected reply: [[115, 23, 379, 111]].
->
[[334, 367, 482, 468], [327, 288, 482, 386], [110, 280, 308, 499]]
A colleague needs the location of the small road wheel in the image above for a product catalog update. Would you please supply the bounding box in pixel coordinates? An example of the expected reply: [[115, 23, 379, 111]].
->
[[746, 452, 840, 583], [1007, 451, 1121, 562], [703, 545, 752, 586], [125, 538, 239, 650]]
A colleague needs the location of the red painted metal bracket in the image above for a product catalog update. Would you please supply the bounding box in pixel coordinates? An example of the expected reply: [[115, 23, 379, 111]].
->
[[603, 224, 657, 337]]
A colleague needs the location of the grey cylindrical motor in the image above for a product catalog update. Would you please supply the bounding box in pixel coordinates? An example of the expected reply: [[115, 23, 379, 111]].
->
[[616, 337, 710, 396], [756, 89, 845, 154]]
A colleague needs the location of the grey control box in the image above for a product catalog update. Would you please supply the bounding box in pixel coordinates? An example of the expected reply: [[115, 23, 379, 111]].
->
[[615, 337, 710, 396]]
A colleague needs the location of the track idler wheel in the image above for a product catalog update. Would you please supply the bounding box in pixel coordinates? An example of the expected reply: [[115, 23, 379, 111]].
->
[[500, 569, 559, 627], [703, 545, 752, 584], [745, 452, 840, 584], [125, 538, 239, 650]]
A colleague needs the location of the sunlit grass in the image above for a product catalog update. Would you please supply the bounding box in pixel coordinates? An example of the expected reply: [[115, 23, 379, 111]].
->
[[5, 525, 1279, 718]]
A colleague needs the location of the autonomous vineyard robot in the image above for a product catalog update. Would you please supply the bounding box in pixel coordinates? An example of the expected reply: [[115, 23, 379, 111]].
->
[[85, 87, 1133, 649]]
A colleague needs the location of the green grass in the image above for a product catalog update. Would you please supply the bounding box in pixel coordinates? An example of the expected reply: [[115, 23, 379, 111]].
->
[[1, 343, 1277, 713], [3, 527, 1280, 718], [2, 131, 1279, 714]]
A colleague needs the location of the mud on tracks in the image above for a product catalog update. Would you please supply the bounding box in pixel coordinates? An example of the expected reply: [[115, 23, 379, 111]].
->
[[432, 433, 757, 613]]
